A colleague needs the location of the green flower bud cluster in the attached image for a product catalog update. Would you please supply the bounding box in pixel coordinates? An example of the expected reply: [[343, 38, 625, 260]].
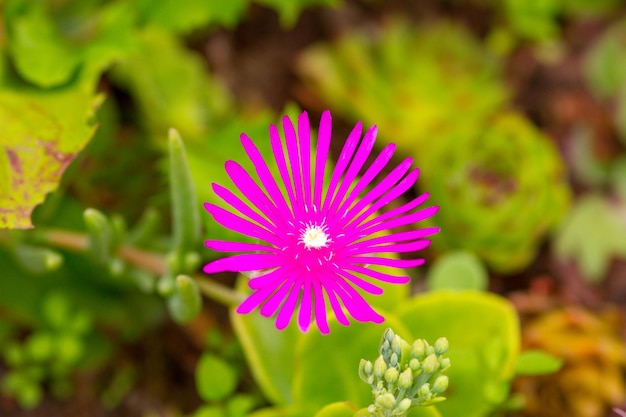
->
[[420, 112, 571, 273], [358, 329, 451, 417]]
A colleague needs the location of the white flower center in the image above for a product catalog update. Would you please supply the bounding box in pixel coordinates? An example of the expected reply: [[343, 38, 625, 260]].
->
[[299, 223, 331, 250]]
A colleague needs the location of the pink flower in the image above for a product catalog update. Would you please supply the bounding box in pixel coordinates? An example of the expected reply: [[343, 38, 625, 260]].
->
[[203, 110, 438, 334]]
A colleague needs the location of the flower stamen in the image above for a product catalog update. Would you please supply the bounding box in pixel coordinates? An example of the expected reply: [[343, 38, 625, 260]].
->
[[299, 223, 331, 250]]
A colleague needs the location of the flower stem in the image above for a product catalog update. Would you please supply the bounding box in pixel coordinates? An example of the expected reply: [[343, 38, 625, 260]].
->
[[39, 228, 244, 307]]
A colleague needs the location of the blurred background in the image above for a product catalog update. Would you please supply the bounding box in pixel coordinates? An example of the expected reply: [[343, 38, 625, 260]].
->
[[1, 0, 626, 416]]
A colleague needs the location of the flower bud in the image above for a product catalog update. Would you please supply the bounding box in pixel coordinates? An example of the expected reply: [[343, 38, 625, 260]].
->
[[374, 356, 387, 378], [390, 352, 399, 367], [439, 357, 451, 370], [412, 339, 425, 358], [384, 367, 399, 384], [396, 398, 412, 413], [359, 359, 373, 382], [433, 375, 449, 393], [434, 337, 449, 355], [418, 383, 432, 401], [391, 335, 402, 356], [422, 354, 439, 374], [409, 358, 420, 372], [375, 392, 396, 409], [398, 367, 413, 389]]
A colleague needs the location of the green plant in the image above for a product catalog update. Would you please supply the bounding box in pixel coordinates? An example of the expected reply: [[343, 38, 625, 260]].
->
[[297, 20, 508, 158], [420, 112, 570, 273]]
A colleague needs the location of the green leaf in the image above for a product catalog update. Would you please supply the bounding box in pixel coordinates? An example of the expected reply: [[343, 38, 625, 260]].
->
[[406, 406, 442, 417], [514, 350, 563, 375], [257, 0, 339, 27], [0, 72, 99, 229], [191, 405, 226, 417], [247, 406, 307, 417], [396, 291, 520, 417], [554, 195, 626, 282], [584, 19, 626, 99], [293, 313, 412, 412], [136, 0, 249, 32], [112, 28, 231, 140], [186, 110, 277, 244], [226, 394, 258, 417], [196, 352, 238, 402], [426, 251, 488, 292], [6, 3, 81, 88], [313, 402, 357, 417], [167, 275, 202, 324], [230, 275, 301, 405]]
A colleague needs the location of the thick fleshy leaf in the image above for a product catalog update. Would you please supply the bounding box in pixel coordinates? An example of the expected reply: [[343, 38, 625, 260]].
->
[[426, 251, 488, 292], [0, 76, 99, 229], [396, 291, 520, 417], [247, 406, 307, 417], [514, 350, 563, 376], [313, 402, 356, 417]]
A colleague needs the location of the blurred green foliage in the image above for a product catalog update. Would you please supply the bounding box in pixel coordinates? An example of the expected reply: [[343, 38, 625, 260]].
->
[[299, 23, 571, 273], [0, 0, 616, 415], [298, 21, 508, 157], [421, 112, 570, 273], [585, 17, 626, 145]]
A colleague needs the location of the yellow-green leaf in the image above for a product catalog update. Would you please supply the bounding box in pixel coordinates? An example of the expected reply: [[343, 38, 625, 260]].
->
[[0, 78, 99, 229]]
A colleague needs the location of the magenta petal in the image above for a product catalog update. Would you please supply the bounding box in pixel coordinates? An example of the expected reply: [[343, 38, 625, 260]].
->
[[247, 268, 286, 289], [322, 121, 362, 214], [283, 115, 305, 214], [344, 256, 426, 269], [344, 239, 431, 255], [203, 253, 281, 273], [237, 278, 287, 314], [364, 206, 440, 236], [327, 125, 377, 215], [344, 265, 410, 284], [298, 280, 313, 332], [298, 112, 312, 207], [331, 278, 384, 323], [204, 203, 281, 246], [240, 134, 292, 217], [205, 110, 438, 334], [350, 228, 440, 248], [355, 193, 431, 234], [334, 143, 396, 218], [270, 124, 296, 207], [260, 279, 295, 317], [337, 270, 384, 295], [314, 111, 332, 208], [225, 161, 284, 222], [275, 281, 301, 330], [313, 282, 330, 334], [211, 184, 276, 231], [205, 239, 275, 253], [326, 284, 350, 326]]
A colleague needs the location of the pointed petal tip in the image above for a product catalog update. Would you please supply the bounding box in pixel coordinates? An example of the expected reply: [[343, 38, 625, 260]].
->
[[371, 314, 385, 324], [202, 262, 221, 274]]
